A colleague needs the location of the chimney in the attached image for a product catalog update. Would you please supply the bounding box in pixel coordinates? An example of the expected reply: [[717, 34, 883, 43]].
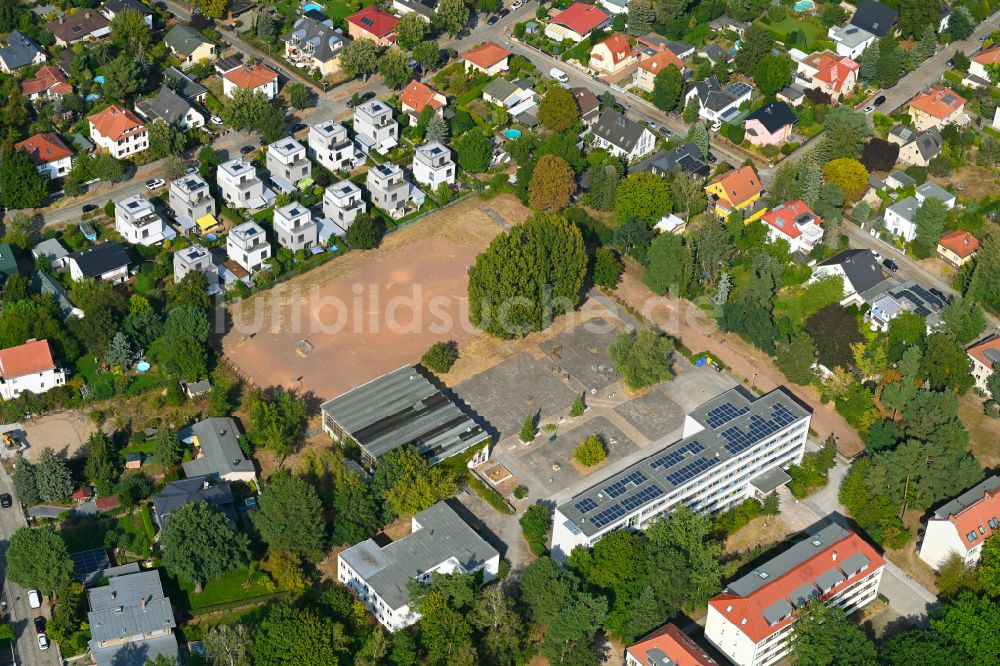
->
[[85, 11, 91, 18], [141, 597, 147, 610], [111, 591, 117, 600], [832, 550, 838, 561]]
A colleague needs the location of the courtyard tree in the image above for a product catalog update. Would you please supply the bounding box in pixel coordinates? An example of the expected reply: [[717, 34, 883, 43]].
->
[[537, 85, 580, 132], [528, 155, 576, 211], [340, 38, 379, 79], [573, 435, 607, 466], [110, 9, 150, 58], [370, 446, 457, 519], [913, 197, 947, 258], [421, 341, 459, 374], [6, 527, 74, 594], [519, 414, 537, 442], [161, 501, 251, 592], [592, 247, 624, 288], [752, 54, 791, 96], [789, 599, 877, 666], [252, 474, 327, 560], [152, 427, 182, 467], [608, 328, 675, 390], [520, 504, 552, 556]]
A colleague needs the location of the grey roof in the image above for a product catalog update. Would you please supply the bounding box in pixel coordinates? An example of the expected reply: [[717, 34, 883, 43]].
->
[[87, 571, 177, 666], [650, 142, 709, 177], [727, 524, 852, 596], [916, 181, 955, 204], [746, 102, 797, 133], [482, 77, 520, 102], [165, 66, 207, 100], [0, 31, 44, 70], [558, 387, 810, 538], [689, 75, 749, 113], [868, 279, 949, 323], [887, 170, 915, 187], [136, 86, 194, 126], [750, 467, 791, 494], [762, 598, 794, 625], [908, 127, 943, 160], [889, 124, 914, 141], [839, 551, 872, 577], [165, 24, 211, 56], [688, 75, 721, 104], [818, 249, 885, 294], [709, 16, 749, 32], [933, 475, 1000, 519], [888, 196, 919, 222], [285, 16, 344, 62], [868, 174, 886, 189], [179, 417, 256, 480], [701, 43, 729, 63], [789, 581, 819, 605], [814, 566, 846, 591], [70, 133, 94, 152], [91, 634, 178, 666], [104, 0, 153, 15], [151, 476, 234, 528], [33, 238, 69, 263], [850, 0, 898, 37], [593, 108, 648, 153], [32, 271, 76, 318], [320, 365, 489, 464], [394, 0, 439, 18], [829, 23, 874, 49], [67, 241, 131, 278], [339, 501, 498, 609], [665, 40, 694, 57], [779, 85, 805, 101]]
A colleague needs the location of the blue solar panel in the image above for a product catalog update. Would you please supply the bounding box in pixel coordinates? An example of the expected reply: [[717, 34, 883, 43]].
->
[[705, 402, 751, 428], [665, 456, 719, 486], [590, 503, 626, 528], [620, 484, 663, 511], [574, 498, 598, 514], [604, 470, 648, 498], [650, 441, 704, 470], [721, 403, 799, 455]]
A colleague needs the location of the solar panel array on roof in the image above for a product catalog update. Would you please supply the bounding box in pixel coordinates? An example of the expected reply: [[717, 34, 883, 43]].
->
[[720, 404, 798, 455], [705, 402, 751, 428], [591, 503, 627, 528], [72, 548, 111, 586], [650, 440, 704, 470], [666, 456, 718, 485], [575, 497, 598, 514], [726, 81, 752, 97], [361, 16, 374, 26], [604, 470, 648, 498]]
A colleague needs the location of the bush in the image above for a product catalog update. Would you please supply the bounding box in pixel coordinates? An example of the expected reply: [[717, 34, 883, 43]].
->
[[513, 485, 529, 500], [713, 498, 763, 536], [570, 393, 586, 417], [592, 247, 623, 288], [787, 437, 837, 498], [573, 435, 606, 466], [421, 341, 459, 374], [519, 504, 552, 556], [466, 473, 515, 514], [608, 329, 676, 391]]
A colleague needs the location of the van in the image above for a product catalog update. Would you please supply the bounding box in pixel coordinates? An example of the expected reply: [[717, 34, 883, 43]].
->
[[549, 68, 569, 83], [28, 589, 41, 609]]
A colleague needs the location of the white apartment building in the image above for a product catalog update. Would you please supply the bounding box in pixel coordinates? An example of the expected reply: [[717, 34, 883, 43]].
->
[[353, 100, 398, 154], [168, 175, 215, 233], [115, 194, 176, 246], [706, 524, 884, 666], [217, 158, 272, 210], [338, 501, 500, 631], [412, 142, 455, 189], [173, 244, 219, 293], [366, 162, 425, 219], [226, 221, 271, 274], [308, 121, 362, 173], [0, 339, 66, 401], [266, 136, 311, 192], [918, 476, 1000, 570], [273, 201, 318, 252], [323, 180, 366, 233], [551, 387, 810, 561]]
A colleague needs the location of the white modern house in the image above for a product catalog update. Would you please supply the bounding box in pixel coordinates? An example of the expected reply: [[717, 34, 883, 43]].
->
[[760, 200, 824, 255], [918, 476, 1000, 570], [827, 24, 875, 59], [353, 100, 398, 154], [173, 244, 219, 293], [882, 196, 919, 242], [168, 174, 215, 234], [226, 221, 272, 275], [366, 162, 425, 219], [308, 121, 362, 172], [266, 136, 311, 192], [338, 501, 500, 631], [217, 158, 273, 210], [412, 142, 455, 189], [322, 180, 366, 234], [273, 201, 318, 252], [551, 387, 810, 561], [706, 524, 884, 666], [115, 194, 176, 246], [809, 249, 887, 306], [0, 339, 66, 401]]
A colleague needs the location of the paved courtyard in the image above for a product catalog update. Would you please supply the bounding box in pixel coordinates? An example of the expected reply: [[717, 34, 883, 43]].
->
[[538, 317, 623, 392]]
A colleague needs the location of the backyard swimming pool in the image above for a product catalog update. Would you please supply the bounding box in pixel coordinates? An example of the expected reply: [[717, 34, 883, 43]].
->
[[793, 0, 815, 10], [302, 2, 323, 12], [503, 128, 522, 140]]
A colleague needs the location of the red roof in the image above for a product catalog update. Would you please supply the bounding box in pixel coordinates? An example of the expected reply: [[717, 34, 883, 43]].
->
[[938, 478, 1000, 551], [810, 52, 859, 92], [627, 624, 717, 666], [223, 63, 278, 90], [346, 6, 398, 37], [909, 84, 966, 119], [15, 133, 73, 166], [707, 165, 763, 207], [639, 48, 686, 75], [20, 66, 72, 97], [937, 229, 980, 258], [88, 105, 145, 142], [0, 340, 58, 380], [462, 42, 511, 69], [95, 496, 120, 511], [761, 200, 822, 240], [401, 79, 444, 113], [972, 44, 1000, 66], [551, 3, 609, 36], [593, 32, 632, 66], [967, 335, 1000, 369], [708, 529, 885, 644], [72, 487, 94, 501]]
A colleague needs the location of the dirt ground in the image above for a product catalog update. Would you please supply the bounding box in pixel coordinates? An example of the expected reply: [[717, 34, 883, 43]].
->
[[221, 195, 530, 401], [958, 392, 1000, 468], [21, 411, 96, 461], [724, 515, 796, 556], [929, 163, 999, 204], [612, 266, 866, 457], [884, 510, 940, 593]]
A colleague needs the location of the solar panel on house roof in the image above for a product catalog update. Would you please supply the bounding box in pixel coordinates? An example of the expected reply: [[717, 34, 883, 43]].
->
[[590, 503, 627, 528], [71, 548, 111, 585], [720, 404, 798, 455], [361, 16, 374, 26], [621, 484, 663, 511], [665, 456, 719, 486], [604, 470, 648, 498], [575, 497, 598, 514], [649, 440, 704, 470], [705, 402, 751, 428], [726, 82, 751, 97]]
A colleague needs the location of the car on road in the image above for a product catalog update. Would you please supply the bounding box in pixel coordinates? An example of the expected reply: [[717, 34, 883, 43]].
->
[[347, 91, 376, 108], [145, 178, 165, 190], [210, 115, 223, 125], [0, 494, 11, 508], [28, 590, 41, 609], [710, 120, 722, 132], [874, 95, 886, 107], [872, 251, 883, 262], [646, 120, 658, 131], [240, 146, 254, 156], [82, 204, 98, 213], [882, 258, 899, 272], [33, 617, 45, 634], [185, 165, 199, 175], [511, 0, 523, 8], [549, 68, 569, 83], [499, 8, 510, 17], [37, 633, 48, 651], [658, 126, 673, 137], [290, 123, 307, 133], [487, 14, 499, 24], [707, 152, 718, 163], [862, 105, 875, 114]]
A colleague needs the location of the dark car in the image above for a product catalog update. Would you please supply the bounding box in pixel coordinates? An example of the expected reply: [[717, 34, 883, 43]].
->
[[33, 617, 45, 634], [882, 258, 899, 272], [499, 8, 510, 17], [487, 14, 499, 24], [0, 494, 11, 508], [240, 145, 255, 155], [290, 123, 307, 133], [707, 152, 718, 164], [347, 91, 376, 108], [874, 95, 887, 107], [81, 204, 98, 213]]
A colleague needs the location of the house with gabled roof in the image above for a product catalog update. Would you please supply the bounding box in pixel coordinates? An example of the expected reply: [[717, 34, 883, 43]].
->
[[571, 86, 600, 126], [179, 417, 257, 484], [633, 48, 686, 93], [88, 105, 148, 159], [936, 229, 979, 268], [545, 3, 610, 43], [223, 62, 279, 100], [87, 570, 178, 666], [152, 476, 235, 530], [346, 6, 398, 47], [135, 85, 205, 130], [463, 42, 511, 75], [46, 11, 110, 46], [626, 624, 717, 666], [891, 125, 943, 167], [760, 200, 823, 255], [648, 142, 709, 178], [809, 249, 887, 306], [393, 0, 439, 21], [794, 50, 859, 99], [15, 133, 73, 180], [101, 0, 153, 28], [592, 109, 656, 162], [589, 32, 635, 76], [284, 16, 345, 75], [968, 336, 1000, 395], [849, 0, 897, 37], [907, 85, 968, 131], [918, 475, 1000, 569], [705, 166, 765, 221], [0, 30, 47, 73], [20, 66, 72, 101], [165, 24, 217, 69], [967, 44, 1000, 87], [0, 339, 66, 401], [744, 102, 797, 146], [401, 79, 446, 118], [66, 242, 132, 283], [684, 75, 753, 125]]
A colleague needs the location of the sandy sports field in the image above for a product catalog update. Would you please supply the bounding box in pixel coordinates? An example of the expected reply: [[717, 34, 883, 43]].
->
[[21, 411, 96, 461], [222, 195, 530, 401]]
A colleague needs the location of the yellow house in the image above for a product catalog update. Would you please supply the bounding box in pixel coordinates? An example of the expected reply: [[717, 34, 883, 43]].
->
[[705, 165, 767, 221]]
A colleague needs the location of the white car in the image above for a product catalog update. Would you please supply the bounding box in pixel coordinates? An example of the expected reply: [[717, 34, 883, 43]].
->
[[211, 115, 224, 125], [710, 120, 722, 132], [511, 0, 523, 8], [145, 178, 166, 191], [862, 105, 875, 114], [549, 67, 569, 83], [28, 589, 41, 609], [185, 165, 199, 175], [37, 634, 48, 651]]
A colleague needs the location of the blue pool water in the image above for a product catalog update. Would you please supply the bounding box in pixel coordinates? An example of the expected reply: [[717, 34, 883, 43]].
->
[[94, 75, 105, 84], [205, 233, 218, 241], [85, 94, 99, 102], [302, 2, 323, 12], [503, 128, 522, 140], [793, 0, 815, 9], [136, 361, 151, 373]]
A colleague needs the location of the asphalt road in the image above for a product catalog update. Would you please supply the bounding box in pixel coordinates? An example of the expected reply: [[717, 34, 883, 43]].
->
[[0, 468, 58, 666]]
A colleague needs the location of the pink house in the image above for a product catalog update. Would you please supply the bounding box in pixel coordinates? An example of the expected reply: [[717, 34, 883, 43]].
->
[[743, 102, 797, 146], [346, 7, 398, 47]]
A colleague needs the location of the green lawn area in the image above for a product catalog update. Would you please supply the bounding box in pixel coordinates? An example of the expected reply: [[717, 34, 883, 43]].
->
[[60, 512, 151, 557], [175, 567, 277, 611], [323, 0, 366, 21], [773, 275, 844, 328], [760, 16, 821, 46]]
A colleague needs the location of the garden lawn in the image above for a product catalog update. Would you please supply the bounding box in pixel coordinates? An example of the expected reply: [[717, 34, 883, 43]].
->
[[176, 567, 277, 610], [60, 512, 151, 555], [760, 16, 821, 47]]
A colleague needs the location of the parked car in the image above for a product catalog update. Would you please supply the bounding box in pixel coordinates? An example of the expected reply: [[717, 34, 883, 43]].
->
[[707, 152, 718, 163], [145, 178, 165, 191], [210, 115, 223, 125], [487, 14, 499, 24], [882, 258, 899, 272], [646, 120, 658, 131], [82, 204, 98, 213], [0, 494, 11, 508], [37, 634, 48, 651], [499, 8, 510, 17], [511, 0, 523, 8], [710, 120, 722, 132], [347, 91, 376, 108], [874, 95, 886, 107], [240, 146, 254, 155], [290, 123, 307, 134], [549, 68, 569, 83], [862, 105, 875, 114], [185, 165, 199, 175], [33, 617, 45, 634], [658, 126, 673, 137], [28, 590, 41, 609]]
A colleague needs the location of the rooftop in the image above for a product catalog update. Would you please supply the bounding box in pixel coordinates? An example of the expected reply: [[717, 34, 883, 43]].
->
[[627, 624, 718, 666], [707, 165, 763, 207], [179, 417, 256, 480], [931, 476, 1000, 552], [223, 63, 278, 90], [968, 335, 1000, 370], [817, 248, 885, 294], [87, 570, 175, 644], [15, 132, 72, 165], [909, 84, 966, 119], [88, 105, 145, 142], [462, 42, 512, 69], [550, 3, 609, 36], [346, 6, 399, 37], [66, 241, 131, 278], [0, 339, 58, 379]]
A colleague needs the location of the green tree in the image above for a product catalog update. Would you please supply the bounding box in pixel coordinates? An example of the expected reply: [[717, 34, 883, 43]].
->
[[519, 413, 537, 442], [426, 113, 449, 144], [195, 0, 227, 19], [651, 65, 683, 112], [930, 593, 1000, 663], [520, 557, 571, 626], [687, 121, 709, 158], [152, 427, 181, 467], [979, 535, 1000, 597], [0, 146, 48, 209], [948, 6, 975, 40], [414, 40, 441, 72], [875, 36, 905, 88], [608, 329, 675, 390], [753, 54, 790, 95], [571, 393, 586, 417], [0, 0, 21, 32], [468, 213, 587, 339], [645, 505, 721, 607], [920, 332, 974, 394], [252, 475, 326, 560], [378, 47, 411, 89], [528, 155, 576, 211], [251, 604, 349, 666], [913, 197, 947, 257], [203, 623, 252, 666], [775, 332, 817, 385], [90, 153, 125, 183], [102, 55, 142, 101], [520, 504, 552, 556], [246, 387, 308, 460], [256, 12, 280, 43], [36, 448, 73, 503], [735, 24, 775, 75], [371, 446, 456, 519], [103, 331, 132, 370], [574, 435, 607, 466], [537, 85, 580, 132], [421, 341, 459, 374], [435, 0, 470, 37], [340, 38, 379, 79], [789, 599, 877, 666], [683, 95, 700, 124], [644, 233, 693, 297], [6, 527, 74, 594], [288, 83, 311, 109], [396, 12, 427, 50], [109, 8, 150, 56], [822, 158, 868, 202], [822, 107, 872, 161], [471, 585, 525, 666], [940, 296, 987, 345], [881, 628, 960, 666], [456, 128, 491, 173], [161, 501, 250, 592], [12, 456, 39, 506], [586, 163, 619, 211], [198, 145, 222, 177], [540, 591, 607, 665], [615, 172, 672, 221], [627, 0, 656, 35], [84, 432, 120, 495], [592, 247, 623, 288], [345, 213, 383, 250]]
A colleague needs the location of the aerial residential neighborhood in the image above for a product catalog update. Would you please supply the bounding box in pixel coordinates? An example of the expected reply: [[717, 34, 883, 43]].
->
[[0, 0, 998, 665]]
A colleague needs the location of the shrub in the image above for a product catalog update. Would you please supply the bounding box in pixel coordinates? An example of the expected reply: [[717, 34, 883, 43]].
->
[[421, 341, 459, 374], [519, 414, 537, 442], [573, 435, 606, 466], [513, 485, 529, 500], [519, 504, 551, 556], [592, 247, 624, 288], [570, 393, 586, 417]]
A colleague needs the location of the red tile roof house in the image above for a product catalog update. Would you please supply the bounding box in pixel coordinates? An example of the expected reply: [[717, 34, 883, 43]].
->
[[15, 133, 74, 180], [761, 200, 824, 255], [907, 84, 968, 131], [966, 334, 1000, 395], [918, 475, 1000, 570], [589, 32, 635, 76], [88, 105, 148, 159], [222, 63, 279, 100], [936, 229, 979, 268], [794, 51, 859, 99], [633, 48, 687, 92], [346, 7, 399, 47], [626, 624, 718, 666], [544, 3, 610, 43], [966, 43, 1000, 88], [0, 339, 67, 401], [20, 65, 72, 102], [463, 42, 512, 76], [400, 79, 446, 119], [705, 524, 885, 666]]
